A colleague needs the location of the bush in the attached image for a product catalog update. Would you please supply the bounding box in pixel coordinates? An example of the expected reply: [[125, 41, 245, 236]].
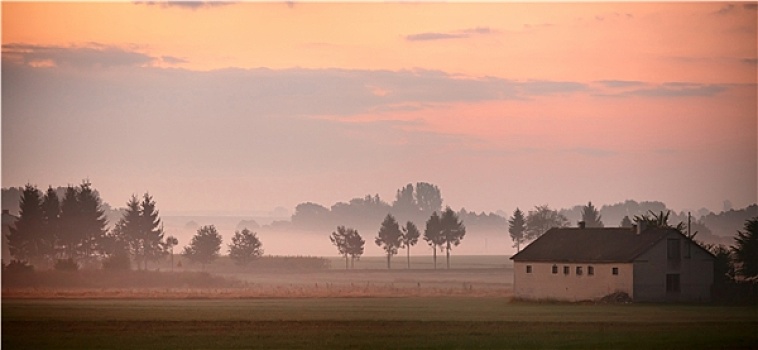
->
[[102, 254, 131, 271], [54, 258, 79, 271], [3, 260, 34, 273]]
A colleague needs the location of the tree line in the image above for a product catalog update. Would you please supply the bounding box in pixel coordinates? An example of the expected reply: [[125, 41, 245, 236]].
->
[[330, 207, 465, 270], [4, 182, 263, 271]]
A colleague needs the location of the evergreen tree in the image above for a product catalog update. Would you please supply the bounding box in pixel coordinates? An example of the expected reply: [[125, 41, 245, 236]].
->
[[423, 211, 444, 269], [6, 184, 44, 264], [508, 208, 526, 252], [115, 195, 142, 267], [732, 217, 758, 279], [75, 181, 107, 262], [581, 201, 604, 228], [139, 193, 165, 270], [41, 186, 61, 262], [439, 207, 466, 269], [183, 225, 222, 270], [228, 228, 263, 266], [401, 221, 420, 269], [375, 214, 403, 269], [58, 185, 81, 259]]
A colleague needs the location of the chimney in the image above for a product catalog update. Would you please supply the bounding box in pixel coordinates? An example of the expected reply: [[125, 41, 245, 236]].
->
[[578, 221, 586, 229]]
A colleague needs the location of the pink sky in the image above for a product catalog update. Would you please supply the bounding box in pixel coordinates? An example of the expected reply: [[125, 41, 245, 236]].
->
[[2, 2, 756, 217]]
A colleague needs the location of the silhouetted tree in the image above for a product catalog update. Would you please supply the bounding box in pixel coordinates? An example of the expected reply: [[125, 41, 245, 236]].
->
[[228, 228, 263, 266], [138, 193, 165, 270], [423, 212, 444, 269], [6, 184, 44, 264], [41, 186, 61, 262], [525, 205, 569, 241], [732, 217, 758, 279], [581, 201, 604, 228], [633, 210, 685, 233], [76, 181, 108, 262], [183, 225, 222, 270], [392, 184, 416, 213], [416, 182, 442, 214], [440, 207, 465, 269], [401, 221, 420, 269], [113, 195, 141, 265], [375, 214, 403, 269], [620, 215, 633, 228], [165, 235, 179, 272], [508, 208, 526, 253], [705, 244, 735, 290], [330, 226, 364, 269]]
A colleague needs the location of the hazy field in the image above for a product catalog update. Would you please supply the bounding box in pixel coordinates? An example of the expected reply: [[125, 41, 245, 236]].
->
[[3, 298, 756, 349]]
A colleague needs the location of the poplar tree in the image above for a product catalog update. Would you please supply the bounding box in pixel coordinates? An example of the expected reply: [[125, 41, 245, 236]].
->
[[401, 221, 420, 269], [439, 207, 466, 269], [423, 212, 444, 269], [508, 208, 526, 252]]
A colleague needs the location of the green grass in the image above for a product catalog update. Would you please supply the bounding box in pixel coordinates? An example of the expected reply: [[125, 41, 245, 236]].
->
[[3, 298, 756, 349]]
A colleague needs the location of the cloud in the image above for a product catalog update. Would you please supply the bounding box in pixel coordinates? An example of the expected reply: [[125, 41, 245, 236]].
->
[[596, 80, 646, 88], [135, 1, 235, 10], [405, 32, 467, 41], [744, 3, 758, 10], [2, 43, 155, 68], [161, 55, 188, 64], [714, 3, 736, 15], [571, 148, 618, 158], [405, 26, 495, 42], [742, 58, 758, 65], [623, 82, 728, 97]]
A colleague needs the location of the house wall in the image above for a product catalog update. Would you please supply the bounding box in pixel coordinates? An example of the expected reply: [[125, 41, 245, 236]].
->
[[633, 232, 713, 302], [513, 261, 633, 301]]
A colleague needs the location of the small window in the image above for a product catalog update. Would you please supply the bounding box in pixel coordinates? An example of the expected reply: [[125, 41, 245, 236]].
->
[[576, 266, 583, 276], [563, 266, 570, 275], [666, 274, 680, 293], [667, 239, 681, 261], [526, 265, 532, 274], [552, 265, 558, 274], [588, 266, 594, 276], [612, 267, 619, 275]]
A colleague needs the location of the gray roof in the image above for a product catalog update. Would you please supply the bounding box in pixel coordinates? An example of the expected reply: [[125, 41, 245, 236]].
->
[[510, 227, 681, 263]]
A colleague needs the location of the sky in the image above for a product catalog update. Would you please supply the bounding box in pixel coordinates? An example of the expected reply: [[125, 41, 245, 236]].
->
[[2, 2, 757, 218]]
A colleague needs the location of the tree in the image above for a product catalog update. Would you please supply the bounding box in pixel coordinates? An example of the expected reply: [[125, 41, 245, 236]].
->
[[375, 214, 403, 269], [439, 207, 466, 269], [508, 208, 526, 253], [401, 221, 420, 269], [183, 225, 222, 270], [138, 193, 165, 270], [732, 217, 758, 279], [114, 195, 141, 267], [6, 184, 44, 264], [165, 235, 179, 272], [620, 216, 633, 228], [423, 211, 444, 269], [416, 182, 442, 214], [330, 226, 364, 269], [228, 228, 264, 266], [633, 210, 685, 233], [525, 205, 569, 241], [581, 201, 604, 228], [41, 186, 61, 262], [76, 181, 108, 262]]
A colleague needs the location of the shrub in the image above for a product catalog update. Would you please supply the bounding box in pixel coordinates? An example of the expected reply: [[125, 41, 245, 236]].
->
[[3, 260, 34, 273], [102, 254, 132, 271], [54, 258, 79, 271]]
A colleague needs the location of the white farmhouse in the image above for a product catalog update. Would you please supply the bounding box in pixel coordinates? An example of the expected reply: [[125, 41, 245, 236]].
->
[[510, 223, 715, 302]]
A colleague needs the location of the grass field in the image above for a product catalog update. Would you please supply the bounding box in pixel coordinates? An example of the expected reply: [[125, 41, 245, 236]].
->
[[3, 298, 756, 349]]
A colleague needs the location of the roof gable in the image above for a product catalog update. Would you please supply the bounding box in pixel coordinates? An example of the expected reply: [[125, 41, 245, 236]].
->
[[510, 227, 678, 263]]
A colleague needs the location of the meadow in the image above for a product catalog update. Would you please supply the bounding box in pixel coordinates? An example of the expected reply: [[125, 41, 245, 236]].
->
[[3, 255, 756, 349], [3, 298, 756, 349]]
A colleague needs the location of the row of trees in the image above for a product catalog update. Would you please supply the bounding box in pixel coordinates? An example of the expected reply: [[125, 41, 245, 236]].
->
[[330, 207, 466, 270], [5, 182, 264, 270]]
